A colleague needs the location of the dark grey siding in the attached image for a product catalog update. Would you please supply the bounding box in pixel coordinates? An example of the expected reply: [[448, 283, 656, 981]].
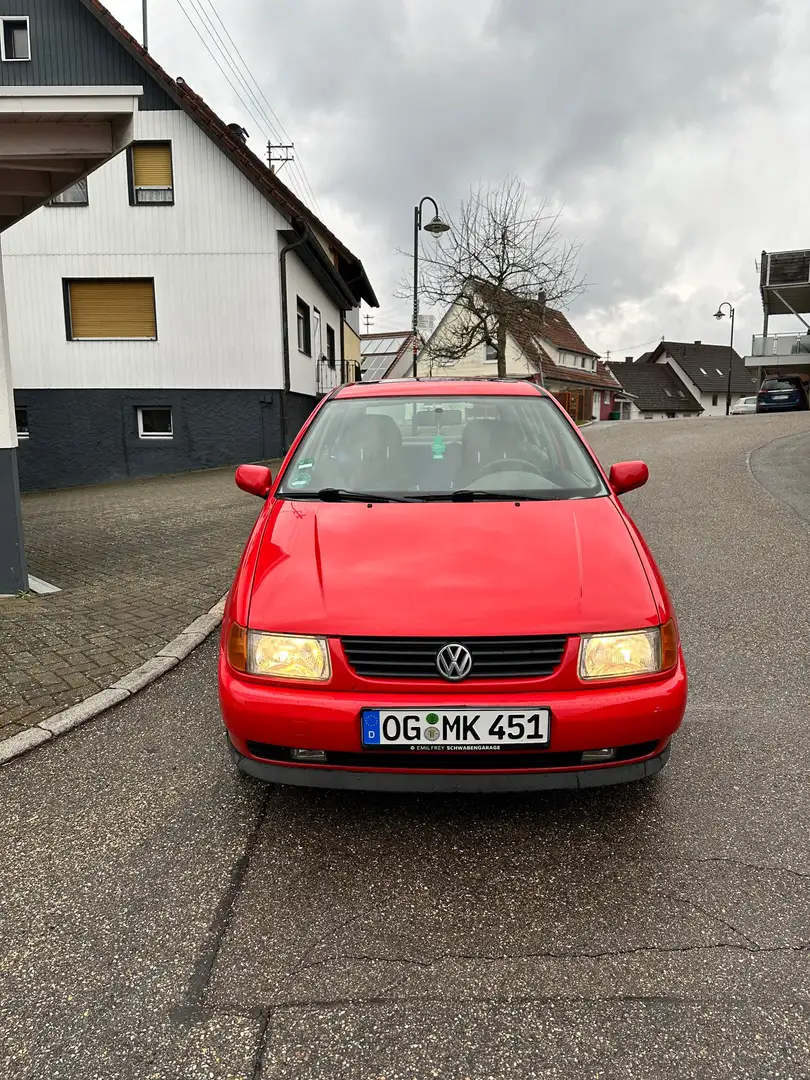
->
[[13, 389, 316, 492], [0, 0, 177, 110]]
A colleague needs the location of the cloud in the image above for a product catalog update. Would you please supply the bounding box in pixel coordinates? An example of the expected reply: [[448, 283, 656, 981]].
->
[[109, 0, 803, 354]]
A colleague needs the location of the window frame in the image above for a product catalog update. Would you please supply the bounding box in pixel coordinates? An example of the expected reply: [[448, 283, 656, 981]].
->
[[63, 277, 158, 342], [136, 406, 173, 440], [127, 141, 175, 207], [484, 343, 498, 364], [296, 297, 312, 355], [313, 307, 322, 359], [711, 393, 719, 407], [1, 16, 30, 62], [15, 405, 29, 439], [48, 178, 89, 207]]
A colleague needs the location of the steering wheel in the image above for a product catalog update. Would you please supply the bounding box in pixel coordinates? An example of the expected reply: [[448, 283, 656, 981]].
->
[[473, 457, 546, 478]]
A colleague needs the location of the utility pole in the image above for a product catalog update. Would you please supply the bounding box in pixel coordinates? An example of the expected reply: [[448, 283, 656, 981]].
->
[[363, 313, 374, 333], [142, 0, 148, 50], [267, 143, 294, 174]]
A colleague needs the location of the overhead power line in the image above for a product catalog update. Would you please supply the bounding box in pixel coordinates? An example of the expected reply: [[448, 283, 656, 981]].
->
[[170, 0, 321, 212]]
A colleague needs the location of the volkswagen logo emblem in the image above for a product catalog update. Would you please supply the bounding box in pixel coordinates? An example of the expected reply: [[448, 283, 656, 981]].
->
[[436, 643, 473, 681]]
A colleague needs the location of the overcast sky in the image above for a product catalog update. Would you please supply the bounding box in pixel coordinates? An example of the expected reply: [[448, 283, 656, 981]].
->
[[109, 0, 809, 359]]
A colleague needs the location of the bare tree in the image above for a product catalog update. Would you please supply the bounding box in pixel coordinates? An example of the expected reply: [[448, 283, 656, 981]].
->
[[416, 178, 584, 378]]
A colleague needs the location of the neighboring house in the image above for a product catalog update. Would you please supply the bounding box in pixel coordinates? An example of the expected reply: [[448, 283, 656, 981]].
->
[[3, 0, 377, 493], [389, 285, 626, 424], [646, 340, 757, 416], [360, 330, 421, 381], [607, 361, 702, 420]]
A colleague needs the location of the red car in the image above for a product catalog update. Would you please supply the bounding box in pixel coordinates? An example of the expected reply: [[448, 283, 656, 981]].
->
[[219, 379, 687, 792]]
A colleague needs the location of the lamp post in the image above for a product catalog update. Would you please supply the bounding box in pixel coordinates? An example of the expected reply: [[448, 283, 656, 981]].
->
[[412, 196, 450, 377], [713, 302, 736, 416]]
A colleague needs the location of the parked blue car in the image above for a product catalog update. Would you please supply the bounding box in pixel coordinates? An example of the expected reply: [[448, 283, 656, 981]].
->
[[756, 376, 809, 413]]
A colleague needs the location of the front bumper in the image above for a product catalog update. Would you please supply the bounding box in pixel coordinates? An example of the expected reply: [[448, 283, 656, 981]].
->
[[228, 736, 671, 792], [219, 652, 686, 790]]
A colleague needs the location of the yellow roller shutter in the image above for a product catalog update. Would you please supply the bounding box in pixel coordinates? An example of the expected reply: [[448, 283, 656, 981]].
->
[[132, 143, 173, 188], [68, 281, 157, 339]]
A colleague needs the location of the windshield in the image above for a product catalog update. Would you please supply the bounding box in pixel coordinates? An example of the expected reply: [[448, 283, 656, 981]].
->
[[278, 393, 607, 500]]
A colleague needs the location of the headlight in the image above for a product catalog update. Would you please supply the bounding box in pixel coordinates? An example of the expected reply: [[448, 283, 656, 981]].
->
[[579, 622, 678, 680], [227, 627, 331, 680]]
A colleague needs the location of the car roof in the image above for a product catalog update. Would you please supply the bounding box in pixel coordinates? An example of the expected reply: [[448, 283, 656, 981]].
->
[[334, 378, 547, 400]]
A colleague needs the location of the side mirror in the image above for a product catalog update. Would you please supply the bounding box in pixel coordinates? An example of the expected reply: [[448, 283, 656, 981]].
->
[[235, 464, 273, 499], [609, 460, 648, 495]]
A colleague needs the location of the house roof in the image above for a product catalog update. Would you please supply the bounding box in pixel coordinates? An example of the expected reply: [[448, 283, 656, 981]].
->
[[77, 0, 378, 308], [607, 361, 703, 413], [649, 340, 756, 394], [360, 330, 420, 380], [476, 288, 619, 390]]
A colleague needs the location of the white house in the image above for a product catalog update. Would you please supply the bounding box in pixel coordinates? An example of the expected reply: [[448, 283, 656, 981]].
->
[[642, 341, 757, 416], [388, 286, 625, 424], [3, 0, 376, 492]]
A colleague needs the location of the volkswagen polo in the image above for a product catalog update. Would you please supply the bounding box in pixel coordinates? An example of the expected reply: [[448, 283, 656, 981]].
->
[[219, 379, 687, 792]]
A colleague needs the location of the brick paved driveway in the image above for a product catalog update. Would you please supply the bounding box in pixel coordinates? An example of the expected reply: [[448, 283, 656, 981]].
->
[[0, 467, 274, 738]]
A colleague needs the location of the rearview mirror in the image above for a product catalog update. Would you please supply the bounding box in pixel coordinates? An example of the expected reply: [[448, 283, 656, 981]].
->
[[235, 464, 273, 499], [609, 460, 648, 495]]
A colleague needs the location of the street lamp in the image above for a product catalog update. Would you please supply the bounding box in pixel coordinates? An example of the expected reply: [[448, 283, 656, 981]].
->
[[713, 301, 736, 416], [412, 196, 450, 377]]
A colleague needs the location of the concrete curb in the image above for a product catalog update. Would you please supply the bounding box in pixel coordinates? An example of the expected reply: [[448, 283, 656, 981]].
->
[[0, 591, 229, 768]]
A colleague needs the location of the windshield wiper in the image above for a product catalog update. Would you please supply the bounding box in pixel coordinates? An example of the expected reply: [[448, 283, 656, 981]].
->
[[417, 490, 557, 502], [313, 488, 412, 503]]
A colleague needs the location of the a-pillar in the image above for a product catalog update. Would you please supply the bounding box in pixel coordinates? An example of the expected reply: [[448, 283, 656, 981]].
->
[[0, 236, 27, 595]]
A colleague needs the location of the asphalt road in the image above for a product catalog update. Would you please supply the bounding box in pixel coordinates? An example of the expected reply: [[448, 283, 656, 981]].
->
[[1, 414, 809, 1080]]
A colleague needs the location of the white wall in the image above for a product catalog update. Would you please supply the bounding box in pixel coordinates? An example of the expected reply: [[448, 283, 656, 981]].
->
[[285, 249, 342, 397], [1, 109, 339, 392]]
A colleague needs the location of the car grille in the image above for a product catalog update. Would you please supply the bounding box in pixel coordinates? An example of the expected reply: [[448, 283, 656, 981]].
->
[[341, 635, 568, 680], [245, 741, 659, 771]]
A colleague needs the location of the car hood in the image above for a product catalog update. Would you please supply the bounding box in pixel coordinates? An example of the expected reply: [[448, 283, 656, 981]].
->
[[248, 497, 659, 637]]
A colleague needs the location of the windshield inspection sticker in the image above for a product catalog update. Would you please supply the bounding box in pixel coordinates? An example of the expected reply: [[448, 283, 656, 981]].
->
[[297, 458, 314, 470], [289, 475, 312, 487]]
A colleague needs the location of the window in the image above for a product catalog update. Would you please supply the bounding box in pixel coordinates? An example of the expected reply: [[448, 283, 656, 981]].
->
[[129, 142, 173, 205], [15, 406, 28, 438], [49, 179, 88, 207], [296, 298, 311, 354], [326, 325, 336, 367], [64, 279, 157, 340], [663, 388, 672, 397], [137, 407, 172, 439], [715, 368, 724, 376], [581, 357, 586, 368], [677, 391, 686, 399], [1, 17, 30, 61], [485, 344, 497, 363], [313, 307, 322, 358], [699, 367, 707, 375], [711, 393, 719, 406], [603, 391, 610, 405]]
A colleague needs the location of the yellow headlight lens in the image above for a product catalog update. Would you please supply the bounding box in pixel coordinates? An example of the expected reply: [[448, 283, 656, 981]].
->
[[579, 628, 661, 680], [247, 632, 331, 681]]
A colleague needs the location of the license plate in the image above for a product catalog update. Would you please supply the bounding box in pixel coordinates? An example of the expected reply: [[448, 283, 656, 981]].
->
[[361, 709, 550, 749], [772, 393, 789, 400]]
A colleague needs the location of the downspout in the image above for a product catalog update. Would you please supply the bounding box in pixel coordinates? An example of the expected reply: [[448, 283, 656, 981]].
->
[[279, 228, 308, 452], [339, 316, 346, 383]]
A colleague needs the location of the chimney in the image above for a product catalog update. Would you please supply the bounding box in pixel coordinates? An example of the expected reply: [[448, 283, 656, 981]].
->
[[537, 290, 547, 305], [694, 340, 701, 345], [625, 356, 633, 363], [227, 123, 248, 143]]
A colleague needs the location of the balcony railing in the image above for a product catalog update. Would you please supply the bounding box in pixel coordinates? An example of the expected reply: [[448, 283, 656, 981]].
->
[[764, 250, 810, 288], [316, 356, 342, 395], [751, 332, 810, 357]]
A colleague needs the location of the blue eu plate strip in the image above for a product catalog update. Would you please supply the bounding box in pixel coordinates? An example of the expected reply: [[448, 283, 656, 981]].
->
[[362, 709, 380, 745]]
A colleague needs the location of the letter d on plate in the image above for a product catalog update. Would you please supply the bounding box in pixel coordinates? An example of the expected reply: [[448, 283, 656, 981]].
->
[[363, 709, 380, 744]]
